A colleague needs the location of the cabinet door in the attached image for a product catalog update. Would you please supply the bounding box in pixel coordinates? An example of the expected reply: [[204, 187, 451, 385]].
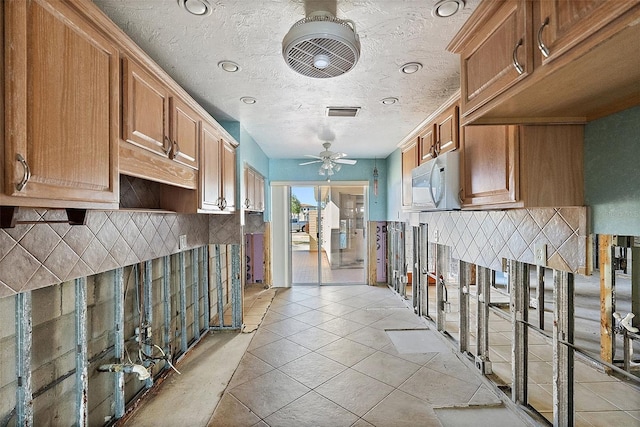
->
[[460, 126, 518, 207], [122, 58, 170, 157], [401, 142, 417, 208], [245, 168, 256, 210], [460, 0, 530, 116], [419, 126, 436, 164], [4, 0, 118, 204], [536, 0, 639, 65], [255, 174, 265, 211], [171, 97, 199, 170], [199, 121, 221, 211], [221, 139, 237, 212], [436, 103, 459, 155]]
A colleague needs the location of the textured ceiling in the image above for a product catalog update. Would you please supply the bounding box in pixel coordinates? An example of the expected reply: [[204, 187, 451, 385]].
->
[[93, 0, 479, 159]]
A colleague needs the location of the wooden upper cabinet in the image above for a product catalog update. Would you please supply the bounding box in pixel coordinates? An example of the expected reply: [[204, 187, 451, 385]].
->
[[3, 0, 119, 207], [460, 124, 584, 209], [245, 168, 256, 209], [449, 0, 640, 124], [161, 121, 237, 213], [122, 57, 170, 157], [255, 174, 265, 211], [221, 139, 237, 212], [170, 97, 199, 170], [435, 103, 459, 156], [120, 57, 199, 189], [401, 142, 418, 208], [457, 0, 531, 116], [419, 100, 459, 165], [244, 167, 265, 212], [199, 121, 222, 211], [460, 126, 518, 207], [536, 0, 638, 65], [419, 125, 436, 164]]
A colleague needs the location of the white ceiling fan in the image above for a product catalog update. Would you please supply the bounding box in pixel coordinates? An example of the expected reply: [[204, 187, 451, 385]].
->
[[299, 142, 357, 176]]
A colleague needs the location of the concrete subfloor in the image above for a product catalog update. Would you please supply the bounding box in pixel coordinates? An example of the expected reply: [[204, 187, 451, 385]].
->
[[122, 332, 253, 427], [127, 284, 536, 427]]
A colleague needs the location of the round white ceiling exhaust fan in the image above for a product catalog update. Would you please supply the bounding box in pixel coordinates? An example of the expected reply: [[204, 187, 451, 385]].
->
[[299, 142, 357, 176], [282, 10, 361, 78]]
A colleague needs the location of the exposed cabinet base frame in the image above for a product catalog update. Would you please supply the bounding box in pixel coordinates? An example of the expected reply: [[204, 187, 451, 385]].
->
[[0, 206, 87, 229]]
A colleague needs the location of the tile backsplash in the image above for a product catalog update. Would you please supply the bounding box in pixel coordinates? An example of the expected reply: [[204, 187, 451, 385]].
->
[[418, 207, 589, 274], [0, 208, 211, 298], [0, 205, 590, 298]]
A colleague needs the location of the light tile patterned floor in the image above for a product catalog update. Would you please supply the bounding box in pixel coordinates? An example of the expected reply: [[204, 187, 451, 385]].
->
[[208, 284, 527, 427], [292, 250, 364, 284]]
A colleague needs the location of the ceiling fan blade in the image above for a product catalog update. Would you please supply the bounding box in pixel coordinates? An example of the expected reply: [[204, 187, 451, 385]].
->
[[330, 152, 347, 159], [299, 160, 322, 166], [334, 159, 357, 165], [303, 154, 322, 159]]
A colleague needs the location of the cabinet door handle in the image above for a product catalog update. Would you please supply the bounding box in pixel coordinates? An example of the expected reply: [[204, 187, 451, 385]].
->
[[217, 197, 227, 210], [163, 136, 172, 156], [172, 140, 181, 159], [16, 154, 31, 191], [458, 188, 464, 204], [537, 17, 550, 58], [244, 198, 251, 209], [512, 38, 524, 75]]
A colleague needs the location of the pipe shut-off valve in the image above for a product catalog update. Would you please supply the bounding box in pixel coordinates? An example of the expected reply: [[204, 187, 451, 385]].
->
[[613, 312, 639, 334]]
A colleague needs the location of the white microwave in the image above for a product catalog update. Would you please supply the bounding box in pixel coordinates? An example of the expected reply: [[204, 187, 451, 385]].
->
[[411, 150, 461, 211]]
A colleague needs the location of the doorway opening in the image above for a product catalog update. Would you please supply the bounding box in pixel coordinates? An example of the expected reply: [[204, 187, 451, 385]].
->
[[290, 185, 367, 285]]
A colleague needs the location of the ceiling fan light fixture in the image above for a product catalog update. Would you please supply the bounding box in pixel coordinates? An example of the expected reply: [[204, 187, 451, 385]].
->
[[432, 0, 465, 18], [177, 0, 212, 16], [400, 62, 422, 74]]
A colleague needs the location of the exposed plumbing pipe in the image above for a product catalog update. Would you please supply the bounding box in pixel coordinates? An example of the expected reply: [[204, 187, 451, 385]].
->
[[98, 364, 151, 381]]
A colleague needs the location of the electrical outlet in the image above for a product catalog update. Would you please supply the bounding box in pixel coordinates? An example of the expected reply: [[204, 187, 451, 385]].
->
[[535, 243, 547, 266], [179, 234, 187, 250]]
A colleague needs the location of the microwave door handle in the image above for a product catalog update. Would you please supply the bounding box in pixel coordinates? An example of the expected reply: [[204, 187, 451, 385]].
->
[[428, 159, 439, 207]]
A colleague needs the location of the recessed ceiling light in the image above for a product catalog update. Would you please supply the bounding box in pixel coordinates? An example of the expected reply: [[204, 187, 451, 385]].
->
[[432, 0, 465, 18], [400, 62, 422, 74], [177, 0, 212, 16], [381, 97, 398, 105], [240, 97, 257, 104], [218, 61, 240, 73]]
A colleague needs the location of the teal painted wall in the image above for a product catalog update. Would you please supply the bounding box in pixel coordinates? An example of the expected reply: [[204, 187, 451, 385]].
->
[[385, 148, 403, 221], [269, 158, 387, 221], [221, 121, 270, 219], [584, 106, 640, 235]]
